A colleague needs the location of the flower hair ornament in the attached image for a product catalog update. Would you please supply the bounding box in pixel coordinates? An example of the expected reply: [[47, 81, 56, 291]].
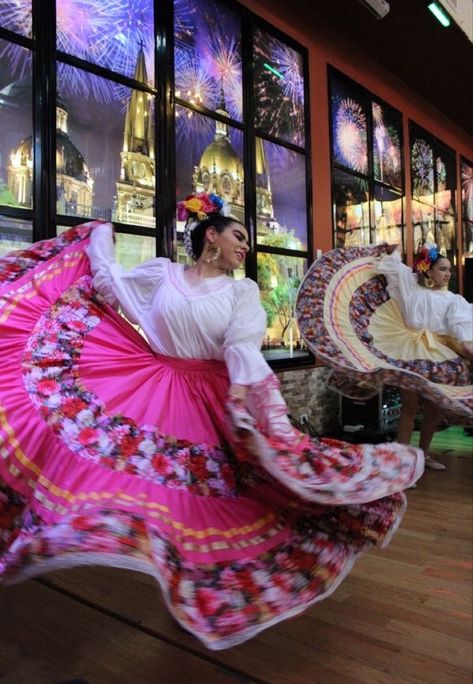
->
[[177, 192, 232, 260], [413, 243, 440, 274]]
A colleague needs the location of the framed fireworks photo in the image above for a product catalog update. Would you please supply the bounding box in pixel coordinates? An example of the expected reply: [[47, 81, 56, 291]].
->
[[328, 67, 405, 254], [460, 156, 473, 301], [409, 122, 458, 292], [0, 0, 313, 367]]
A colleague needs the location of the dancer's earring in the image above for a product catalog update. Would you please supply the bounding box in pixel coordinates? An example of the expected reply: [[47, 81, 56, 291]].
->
[[203, 242, 221, 263], [424, 276, 435, 288]]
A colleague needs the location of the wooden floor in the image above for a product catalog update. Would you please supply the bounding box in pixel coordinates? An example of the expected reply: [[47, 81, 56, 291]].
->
[[1, 428, 472, 684]]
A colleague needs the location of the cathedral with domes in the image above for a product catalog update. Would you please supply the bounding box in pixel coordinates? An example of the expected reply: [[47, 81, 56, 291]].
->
[[7, 96, 94, 216], [189, 86, 278, 242]]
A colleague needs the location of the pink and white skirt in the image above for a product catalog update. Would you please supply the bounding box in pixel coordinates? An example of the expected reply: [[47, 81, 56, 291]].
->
[[0, 224, 423, 650]]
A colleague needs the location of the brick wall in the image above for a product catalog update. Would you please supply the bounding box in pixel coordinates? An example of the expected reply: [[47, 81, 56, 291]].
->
[[276, 366, 340, 435]]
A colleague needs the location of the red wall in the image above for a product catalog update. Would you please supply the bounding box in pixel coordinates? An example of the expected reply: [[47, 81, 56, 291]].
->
[[241, 0, 473, 283]]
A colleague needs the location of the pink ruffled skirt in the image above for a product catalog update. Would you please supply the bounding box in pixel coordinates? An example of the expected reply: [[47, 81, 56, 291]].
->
[[0, 224, 423, 650]]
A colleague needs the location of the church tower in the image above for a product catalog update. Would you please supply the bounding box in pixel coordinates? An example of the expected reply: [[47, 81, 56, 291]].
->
[[255, 136, 275, 236], [114, 44, 155, 227]]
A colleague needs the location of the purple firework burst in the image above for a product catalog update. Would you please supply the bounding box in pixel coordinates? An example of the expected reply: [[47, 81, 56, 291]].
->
[[335, 97, 368, 174], [411, 138, 434, 196], [253, 29, 305, 145]]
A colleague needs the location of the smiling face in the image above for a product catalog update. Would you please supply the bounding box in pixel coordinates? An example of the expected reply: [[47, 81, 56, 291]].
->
[[426, 257, 451, 289], [205, 221, 250, 271]]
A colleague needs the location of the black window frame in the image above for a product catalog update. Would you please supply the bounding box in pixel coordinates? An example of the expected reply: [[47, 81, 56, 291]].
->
[[409, 120, 458, 291], [0, 0, 313, 370], [328, 66, 405, 253]]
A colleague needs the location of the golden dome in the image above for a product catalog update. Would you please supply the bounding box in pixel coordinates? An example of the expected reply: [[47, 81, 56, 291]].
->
[[199, 135, 244, 180], [10, 117, 91, 183]]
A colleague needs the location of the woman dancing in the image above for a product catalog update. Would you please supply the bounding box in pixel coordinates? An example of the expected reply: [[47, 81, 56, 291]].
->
[[296, 242, 472, 475], [0, 193, 422, 650], [376, 244, 473, 470]]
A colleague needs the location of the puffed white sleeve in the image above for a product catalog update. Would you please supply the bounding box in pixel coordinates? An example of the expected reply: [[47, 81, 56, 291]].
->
[[85, 223, 166, 325], [376, 249, 418, 303], [223, 279, 272, 385], [446, 295, 473, 343]]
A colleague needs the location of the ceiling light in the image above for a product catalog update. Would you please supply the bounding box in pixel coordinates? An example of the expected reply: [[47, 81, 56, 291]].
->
[[428, 2, 451, 27]]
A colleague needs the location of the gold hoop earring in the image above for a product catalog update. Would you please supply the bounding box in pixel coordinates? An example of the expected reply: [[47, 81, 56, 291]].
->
[[424, 277, 435, 288], [202, 243, 221, 263]]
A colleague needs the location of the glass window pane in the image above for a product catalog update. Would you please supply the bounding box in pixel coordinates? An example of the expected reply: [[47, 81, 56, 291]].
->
[[372, 184, 403, 247], [435, 209, 456, 255], [411, 135, 434, 202], [435, 145, 456, 215], [461, 159, 473, 255], [59, 226, 156, 268], [253, 28, 305, 146], [332, 169, 369, 247], [0, 1, 32, 37], [0, 40, 33, 209], [412, 200, 435, 253], [175, 104, 244, 235], [57, 64, 156, 228], [0, 216, 32, 256], [56, 1, 154, 85], [115, 232, 156, 268], [256, 138, 307, 250], [372, 101, 402, 190], [330, 76, 368, 175], [174, 0, 242, 122], [257, 252, 309, 360]]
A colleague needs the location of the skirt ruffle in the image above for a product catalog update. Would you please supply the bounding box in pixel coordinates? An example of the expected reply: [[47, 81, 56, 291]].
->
[[0, 225, 421, 650], [296, 244, 472, 420]]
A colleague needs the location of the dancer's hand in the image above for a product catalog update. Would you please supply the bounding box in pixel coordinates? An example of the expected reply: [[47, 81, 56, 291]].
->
[[229, 384, 247, 403]]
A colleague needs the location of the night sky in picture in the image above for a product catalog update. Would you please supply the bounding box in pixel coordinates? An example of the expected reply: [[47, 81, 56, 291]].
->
[[0, 0, 155, 102], [174, 104, 243, 201], [253, 27, 305, 147], [411, 137, 434, 198], [372, 101, 402, 190], [174, 0, 243, 121], [262, 139, 307, 247], [331, 78, 368, 175], [1, 0, 308, 242]]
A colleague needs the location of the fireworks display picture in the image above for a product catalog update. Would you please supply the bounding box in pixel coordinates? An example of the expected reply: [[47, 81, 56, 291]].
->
[[331, 88, 368, 176], [372, 101, 402, 190], [253, 28, 305, 147], [411, 137, 434, 199], [0, 0, 155, 104], [174, 0, 242, 121]]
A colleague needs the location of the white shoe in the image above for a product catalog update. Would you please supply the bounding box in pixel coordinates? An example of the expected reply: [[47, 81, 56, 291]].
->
[[425, 457, 446, 471]]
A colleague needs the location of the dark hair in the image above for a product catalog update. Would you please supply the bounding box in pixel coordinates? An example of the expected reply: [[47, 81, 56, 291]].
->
[[417, 252, 449, 287], [190, 214, 244, 259]]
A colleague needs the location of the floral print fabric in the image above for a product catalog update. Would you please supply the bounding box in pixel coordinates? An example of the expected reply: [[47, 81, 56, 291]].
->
[[296, 244, 472, 419], [0, 226, 418, 650]]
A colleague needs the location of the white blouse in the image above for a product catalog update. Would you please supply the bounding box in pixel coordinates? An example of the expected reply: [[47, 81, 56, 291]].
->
[[377, 251, 473, 343], [86, 223, 272, 385]]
